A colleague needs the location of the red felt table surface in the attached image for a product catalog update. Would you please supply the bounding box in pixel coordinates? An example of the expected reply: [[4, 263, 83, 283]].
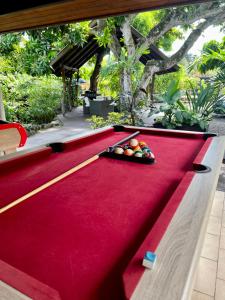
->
[[0, 129, 127, 208], [0, 131, 208, 300]]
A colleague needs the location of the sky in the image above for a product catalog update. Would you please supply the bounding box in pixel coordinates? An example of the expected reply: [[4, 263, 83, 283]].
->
[[168, 25, 224, 56]]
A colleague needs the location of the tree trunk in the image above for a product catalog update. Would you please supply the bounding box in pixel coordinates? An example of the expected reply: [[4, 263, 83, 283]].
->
[[150, 74, 155, 108], [0, 86, 6, 121], [134, 65, 156, 105], [121, 67, 136, 125], [120, 17, 137, 124], [90, 49, 105, 92]]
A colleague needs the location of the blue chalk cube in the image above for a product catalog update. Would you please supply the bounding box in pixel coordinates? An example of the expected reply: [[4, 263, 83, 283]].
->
[[142, 251, 157, 269]]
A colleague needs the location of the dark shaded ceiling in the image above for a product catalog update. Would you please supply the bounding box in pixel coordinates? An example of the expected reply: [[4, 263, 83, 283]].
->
[[51, 26, 179, 77], [0, 1, 62, 15]]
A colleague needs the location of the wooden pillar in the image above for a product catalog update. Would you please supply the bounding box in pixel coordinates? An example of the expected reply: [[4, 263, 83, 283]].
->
[[61, 67, 67, 115], [74, 71, 80, 107], [0, 85, 6, 121], [67, 73, 73, 111]]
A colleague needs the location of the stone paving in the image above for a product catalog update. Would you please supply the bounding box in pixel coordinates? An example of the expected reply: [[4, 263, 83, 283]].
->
[[209, 117, 225, 137], [20, 106, 93, 150], [191, 117, 225, 300], [191, 186, 225, 300]]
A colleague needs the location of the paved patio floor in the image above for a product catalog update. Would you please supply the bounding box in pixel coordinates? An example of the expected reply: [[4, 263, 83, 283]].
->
[[191, 118, 225, 300], [20, 107, 93, 150], [209, 117, 225, 137], [191, 176, 225, 300]]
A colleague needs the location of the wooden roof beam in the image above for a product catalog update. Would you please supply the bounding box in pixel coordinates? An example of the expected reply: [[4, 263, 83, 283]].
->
[[0, 0, 210, 33]]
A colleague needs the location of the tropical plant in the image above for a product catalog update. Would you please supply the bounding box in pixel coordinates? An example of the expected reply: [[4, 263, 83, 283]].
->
[[192, 38, 225, 89], [185, 82, 222, 118], [155, 80, 223, 130]]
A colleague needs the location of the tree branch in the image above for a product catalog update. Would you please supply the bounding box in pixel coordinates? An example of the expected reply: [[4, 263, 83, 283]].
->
[[135, 1, 225, 62], [134, 13, 225, 102], [155, 12, 225, 72], [120, 16, 136, 56]]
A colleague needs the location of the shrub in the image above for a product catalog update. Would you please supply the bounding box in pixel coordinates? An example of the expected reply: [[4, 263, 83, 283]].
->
[[26, 76, 62, 124], [88, 112, 131, 129], [1, 74, 62, 124]]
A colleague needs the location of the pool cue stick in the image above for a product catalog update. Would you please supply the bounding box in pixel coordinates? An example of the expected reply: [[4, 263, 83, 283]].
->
[[0, 130, 140, 214]]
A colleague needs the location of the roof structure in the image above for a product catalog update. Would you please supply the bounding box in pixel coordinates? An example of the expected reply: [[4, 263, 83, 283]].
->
[[0, 0, 208, 34], [51, 26, 179, 78]]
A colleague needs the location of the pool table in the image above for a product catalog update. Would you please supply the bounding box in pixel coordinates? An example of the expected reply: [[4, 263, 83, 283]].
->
[[0, 125, 224, 300]]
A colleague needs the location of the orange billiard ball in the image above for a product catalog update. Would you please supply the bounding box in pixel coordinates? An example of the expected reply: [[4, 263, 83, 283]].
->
[[139, 141, 147, 148], [124, 149, 134, 156]]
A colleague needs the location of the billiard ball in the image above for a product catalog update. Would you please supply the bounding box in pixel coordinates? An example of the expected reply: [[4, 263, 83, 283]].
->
[[124, 149, 134, 156], [150, 152, 155, 159], [143, 152, 155, 159], [143, 152, 151, 158], [133, 145, 141, 152], [139, 141, 147, 148], [134, 151, 143, 158], [129, 139, 139, 148], [142, 147, 151, 153], [114, 147, 124, 155]]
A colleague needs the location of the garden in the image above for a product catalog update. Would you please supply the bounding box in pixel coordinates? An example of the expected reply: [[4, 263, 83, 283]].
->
[[1, 1, 225, 134]]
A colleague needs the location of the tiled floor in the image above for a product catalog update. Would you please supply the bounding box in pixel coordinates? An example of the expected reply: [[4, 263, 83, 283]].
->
[[192, 169, 225, 300]]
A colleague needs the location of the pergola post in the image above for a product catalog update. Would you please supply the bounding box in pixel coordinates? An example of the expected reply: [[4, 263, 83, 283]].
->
[[0, 85, 6, 121], [61, 66, 67, 115], [74, 71, 80, 107], [68, 74, 73, 110]]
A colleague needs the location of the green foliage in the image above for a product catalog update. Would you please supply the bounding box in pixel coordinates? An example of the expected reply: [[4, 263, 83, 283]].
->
[[157, 28, 183, 51], [1, 74, 61, 124], [155, 80, 222, 130], [214, 99, 225, 115], [0, 22, 89, 76], [132, 10, 183, 51], [132, 11, 163, 36], [156, 79, 181, 105], [88, 112, 131, 129], [154, 65, 199, 95], [95, 27, 112, 47], [185, 82, 221, 118], [0, 33, 20, 55], [214, 63, 225, 87], [0, 56, 15, 73], [192, 38, 225, 74]]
